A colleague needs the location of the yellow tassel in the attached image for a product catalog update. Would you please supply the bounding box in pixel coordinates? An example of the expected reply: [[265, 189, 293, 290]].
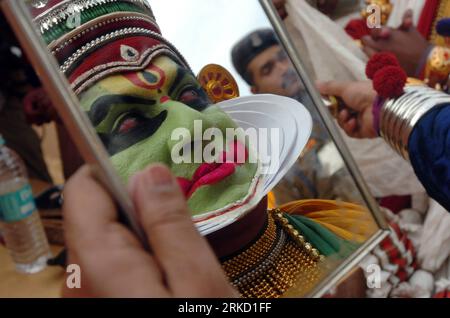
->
[[277, 199, 378, 243]]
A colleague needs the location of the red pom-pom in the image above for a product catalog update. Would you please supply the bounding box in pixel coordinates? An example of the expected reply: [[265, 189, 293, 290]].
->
[[366, 52, 400, 79], [345, 19, 370, 40], [373, 66, 407, 99]]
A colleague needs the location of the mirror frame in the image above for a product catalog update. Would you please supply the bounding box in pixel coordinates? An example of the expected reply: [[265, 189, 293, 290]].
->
[[1, 0, 390, 298], [259, 0, 390, 297]]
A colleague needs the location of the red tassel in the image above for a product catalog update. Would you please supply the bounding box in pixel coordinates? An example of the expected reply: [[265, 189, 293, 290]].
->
[[373, 66, 407, 99], [345, 19, 370, 40], [366, 52, 400, 79]]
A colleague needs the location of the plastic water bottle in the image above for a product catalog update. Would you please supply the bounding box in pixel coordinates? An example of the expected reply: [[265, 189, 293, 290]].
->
[[0, 134, 51, 273]]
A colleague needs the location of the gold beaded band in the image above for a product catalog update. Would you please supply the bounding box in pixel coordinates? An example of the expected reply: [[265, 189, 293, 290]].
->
[[222, 212, 278, 281], [272, 209, 324, 262], [221, 210, 324, 298], [380, 85, 450, 160]]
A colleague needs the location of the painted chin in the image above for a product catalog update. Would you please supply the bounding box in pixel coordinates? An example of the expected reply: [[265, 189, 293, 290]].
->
[[176, 140, 249, 199]]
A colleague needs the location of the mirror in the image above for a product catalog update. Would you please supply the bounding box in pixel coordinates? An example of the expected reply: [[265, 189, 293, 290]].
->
[[0, 0, 388, 298]]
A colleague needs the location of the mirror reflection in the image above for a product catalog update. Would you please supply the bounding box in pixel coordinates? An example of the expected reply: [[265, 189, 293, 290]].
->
[[0, 0, 390, 298], [275, 0, 450, 299]]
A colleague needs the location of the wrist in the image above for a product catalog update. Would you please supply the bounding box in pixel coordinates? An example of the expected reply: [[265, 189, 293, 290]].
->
[[379, 85, 450, 160], [372, 95, 384, 136]]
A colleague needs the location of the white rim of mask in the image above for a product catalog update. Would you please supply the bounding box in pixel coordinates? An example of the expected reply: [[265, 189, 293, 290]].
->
[[194, 94, 312, 235]]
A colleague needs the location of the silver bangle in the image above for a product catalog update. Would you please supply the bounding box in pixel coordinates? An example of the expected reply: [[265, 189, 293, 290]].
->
[[380, 85, 450, 161]]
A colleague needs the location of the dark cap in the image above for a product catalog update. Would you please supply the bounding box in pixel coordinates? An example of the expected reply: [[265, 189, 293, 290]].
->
[[231, 29, 279, 85]]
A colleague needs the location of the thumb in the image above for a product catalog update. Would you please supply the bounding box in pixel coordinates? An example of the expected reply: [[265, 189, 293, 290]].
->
[[400, 9, 414, 30], [128, 164, 233, 296]]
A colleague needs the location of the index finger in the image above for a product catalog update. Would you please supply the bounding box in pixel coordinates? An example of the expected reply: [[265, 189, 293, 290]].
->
[[316, 80, 351, 98], [361, 35, 384, 51]]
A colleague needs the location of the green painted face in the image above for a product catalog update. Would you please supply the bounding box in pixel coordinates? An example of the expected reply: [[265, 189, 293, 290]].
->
[[79, 55, 258, 216]]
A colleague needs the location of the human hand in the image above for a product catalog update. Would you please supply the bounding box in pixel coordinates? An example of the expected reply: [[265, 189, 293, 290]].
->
[[62, 164, 238, 298], [369, 9, 415, 40], [317, 81, 378, 139], [362, 10, 429, 76]]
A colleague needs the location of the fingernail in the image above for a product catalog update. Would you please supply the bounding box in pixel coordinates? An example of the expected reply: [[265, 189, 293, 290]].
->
[[144, 165, 175, 192]]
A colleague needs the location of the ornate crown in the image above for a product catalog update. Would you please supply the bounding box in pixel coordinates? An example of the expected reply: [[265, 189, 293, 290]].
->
[[27, 0, 190, 94]]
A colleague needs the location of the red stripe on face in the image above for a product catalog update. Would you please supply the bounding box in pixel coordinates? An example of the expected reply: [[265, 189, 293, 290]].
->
[[123, 64, 166, 90], [160, 96, 171, 104]]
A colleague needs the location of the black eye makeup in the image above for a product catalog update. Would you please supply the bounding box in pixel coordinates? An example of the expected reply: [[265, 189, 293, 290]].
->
[[175, 84, 210, 111], [113, 112, 145, 134], [88, 94, 167, 156], [169, 66, 211, 111], [99, 109, 168, 156]]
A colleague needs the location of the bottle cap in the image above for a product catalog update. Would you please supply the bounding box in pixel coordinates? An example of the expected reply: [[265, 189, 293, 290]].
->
[[0, 134, 4, 146]]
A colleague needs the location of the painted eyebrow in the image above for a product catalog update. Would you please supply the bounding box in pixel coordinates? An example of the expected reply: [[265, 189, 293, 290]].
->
[[88, 95, 156, 126], [168, 65, 194, 97]]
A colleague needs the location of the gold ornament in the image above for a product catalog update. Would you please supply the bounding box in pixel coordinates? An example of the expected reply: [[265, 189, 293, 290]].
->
[[424, 46, 450, 90], [197, 64, 240, 103], [221, 210, 324, 298]]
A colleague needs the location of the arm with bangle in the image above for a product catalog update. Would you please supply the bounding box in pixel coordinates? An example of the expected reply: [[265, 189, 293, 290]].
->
[[375, 85, 450, 211]]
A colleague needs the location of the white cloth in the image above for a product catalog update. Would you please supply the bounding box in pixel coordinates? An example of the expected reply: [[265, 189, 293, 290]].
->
[[434, 259, 450, 294], [285, 0, 368, 82], [417, 200, 450, 273], [284, 0, 427, 198], [367, 201, 450, 298], [359, 254, 393, 298], [390, 270, 434, 298]]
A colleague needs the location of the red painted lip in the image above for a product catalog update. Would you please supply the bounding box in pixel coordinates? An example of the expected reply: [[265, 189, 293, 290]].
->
[[177, 141, 249, 199]]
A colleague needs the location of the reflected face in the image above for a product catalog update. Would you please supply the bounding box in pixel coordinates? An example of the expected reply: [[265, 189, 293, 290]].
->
[[247, 45, 303, 97], [79, 55, 258, 216]]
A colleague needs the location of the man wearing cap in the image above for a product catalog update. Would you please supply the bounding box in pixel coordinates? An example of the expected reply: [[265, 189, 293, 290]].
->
[[232, 29, 306, 100], [231, 29, 356, 203]]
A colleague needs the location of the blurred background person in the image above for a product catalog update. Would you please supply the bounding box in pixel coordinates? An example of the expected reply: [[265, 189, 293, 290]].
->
[[231, 29, 363, 204], [0, 13, 52, 183]]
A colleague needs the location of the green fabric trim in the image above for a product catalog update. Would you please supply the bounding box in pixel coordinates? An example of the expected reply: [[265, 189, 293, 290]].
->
[[42, 2, 148, 44], [284, 213, 360, 259]]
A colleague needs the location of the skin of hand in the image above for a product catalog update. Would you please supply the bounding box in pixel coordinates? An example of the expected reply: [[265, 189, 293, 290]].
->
[[317, 81, 378, 139], [273, 0, 288, 19], [316, 0, 339, 16], [362, 10, 430, 76], [62, 164, 238, 298], [369, 9, 414, 40]]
